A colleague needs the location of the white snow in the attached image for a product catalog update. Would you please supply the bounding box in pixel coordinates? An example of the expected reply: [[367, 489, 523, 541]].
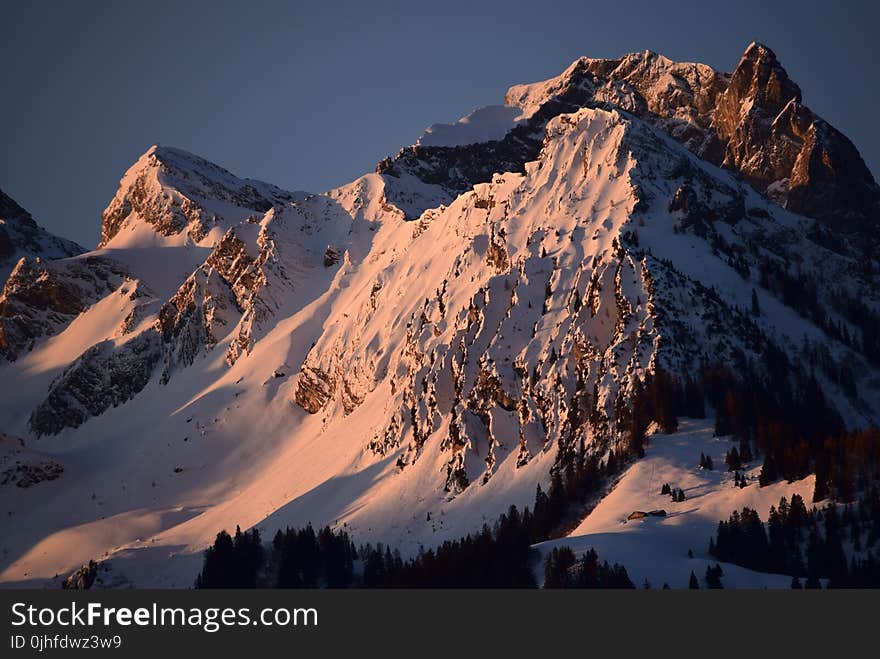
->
[[538, 418, 815, 588], [416, 105, 524, 147]]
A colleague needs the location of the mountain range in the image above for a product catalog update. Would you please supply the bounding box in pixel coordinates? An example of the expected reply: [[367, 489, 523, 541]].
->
[[1, 42, 878, 588]]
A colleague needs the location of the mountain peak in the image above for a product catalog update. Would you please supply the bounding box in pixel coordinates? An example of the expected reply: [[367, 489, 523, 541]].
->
[[139, 144, 245, 181], [99, 145, 298, 248], [0, 189, 85, 283], [414, 43, 875, 235], [742, 41, 779, 64], [0, 189, 37, 230], [711, 44, 879, 232], [724, 41, 801, 117]]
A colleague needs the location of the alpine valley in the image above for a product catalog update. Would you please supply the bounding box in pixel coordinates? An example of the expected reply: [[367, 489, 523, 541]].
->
[[2, 43, 879, 589]]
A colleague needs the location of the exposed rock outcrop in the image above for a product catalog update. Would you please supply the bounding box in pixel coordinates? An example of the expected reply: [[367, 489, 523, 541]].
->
[[0, 433, 64, 487], [0, 189, 84, 283], [62, 561, 98, 590], [99, 145, 297, 247], [29, 332, 163, 436], [381, 43, 878, 236], [0, 256, 129, 361], [294, 365, 337, 414]]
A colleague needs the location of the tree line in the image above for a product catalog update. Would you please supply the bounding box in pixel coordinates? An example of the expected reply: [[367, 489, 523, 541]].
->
[[626, 362, 880, 506], [543, 547, 633, 588], [195, 480, 633, 588], [709, 491, 880, 588]]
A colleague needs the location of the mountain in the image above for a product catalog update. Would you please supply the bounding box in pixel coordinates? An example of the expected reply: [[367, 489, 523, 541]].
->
[[0, 43, 878, 588], [0, 190, 89, 361], [383, 43, 879, 238], [99, 145, 303, 248], [0, 189, 85, 283]]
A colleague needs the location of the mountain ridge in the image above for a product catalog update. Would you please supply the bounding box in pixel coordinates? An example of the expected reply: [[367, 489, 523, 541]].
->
[[0, 189, 85, 282], [99, 144, 303, 249], [382, 42, 878, 238]]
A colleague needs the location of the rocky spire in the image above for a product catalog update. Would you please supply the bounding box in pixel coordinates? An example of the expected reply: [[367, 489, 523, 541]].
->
[[388, 42, 878, 236], [713, 43, 878, 233], [717, 42, 801, 126]]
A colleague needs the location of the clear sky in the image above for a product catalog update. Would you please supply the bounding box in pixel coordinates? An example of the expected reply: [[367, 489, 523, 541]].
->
[[2, 0, 877, 247]]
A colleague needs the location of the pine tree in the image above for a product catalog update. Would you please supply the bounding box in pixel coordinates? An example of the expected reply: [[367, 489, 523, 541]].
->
[[812, 470, 830, 503], [689, 570, 699, 589], [758, 452, 779, 487], [532, 484, 551, 542], [543, 547, 576, 588], [548, 469, 566, 530], [739, 437, 753, 463], [726, 447, 741, 471], [705, 563, 724, 589]]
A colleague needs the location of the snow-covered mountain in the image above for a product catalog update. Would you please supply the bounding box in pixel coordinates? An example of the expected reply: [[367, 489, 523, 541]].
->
[[0, 189, 84, 283], [99, 145, 304, 249], [1, 43, 878, 588]]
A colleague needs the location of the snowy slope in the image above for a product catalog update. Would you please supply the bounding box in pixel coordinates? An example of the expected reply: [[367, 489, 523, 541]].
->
[[417, 105, 525, 147], [539, 418, 814, 588]]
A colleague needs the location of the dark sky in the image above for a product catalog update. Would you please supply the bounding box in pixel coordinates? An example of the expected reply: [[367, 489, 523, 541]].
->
[[2, 0, 877, 247]]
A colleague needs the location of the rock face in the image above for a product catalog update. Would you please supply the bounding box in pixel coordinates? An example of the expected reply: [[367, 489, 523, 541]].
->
[[294, 365, 336, 414], [62, 561, 97, 590], [29, 332, 163, 436], [0, 189, 85, 283], [381, 43, 879, 237], [712, 44, 879, 232], [376, 125, 543, 214], [713, 42, 804, 178], [158, 217, 284, 378], [99, 145, 299, 247], [0, 432, 64, 487], [0, 255, 129, 361]]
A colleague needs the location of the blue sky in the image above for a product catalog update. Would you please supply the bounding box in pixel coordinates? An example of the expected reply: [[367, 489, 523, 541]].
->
[[2, 0, 877, 246]]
